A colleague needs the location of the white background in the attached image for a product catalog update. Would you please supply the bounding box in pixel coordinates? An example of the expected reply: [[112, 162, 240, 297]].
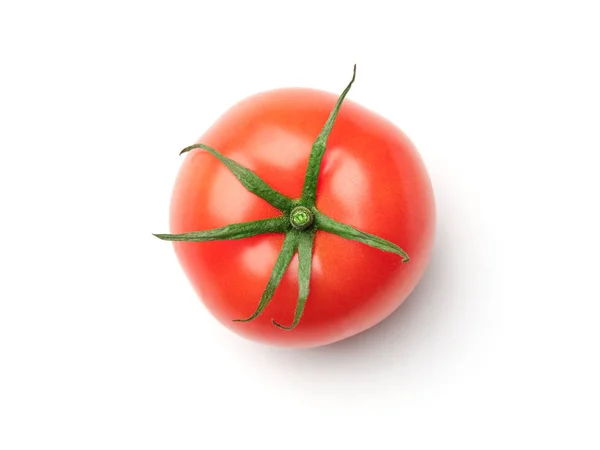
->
[[1, 0, 599, 448]]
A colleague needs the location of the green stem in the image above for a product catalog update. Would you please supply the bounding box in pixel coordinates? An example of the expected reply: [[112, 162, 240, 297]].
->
[[289, 206, 314, 230]]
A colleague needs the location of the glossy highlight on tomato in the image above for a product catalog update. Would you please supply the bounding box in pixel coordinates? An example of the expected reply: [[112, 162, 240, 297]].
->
[[158, 68, 435, 347]]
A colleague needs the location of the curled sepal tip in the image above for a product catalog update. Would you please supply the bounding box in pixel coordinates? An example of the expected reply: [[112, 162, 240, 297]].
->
[[301, 65, 357, 207], [153, 217, 289, 242], [314, 210, 410, 263], [272, 231, 315, 330], [233, 232, 299, 323], [180, 143, 293, 212]]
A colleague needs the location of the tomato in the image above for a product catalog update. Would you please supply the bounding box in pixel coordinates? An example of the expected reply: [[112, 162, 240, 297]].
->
[[159, 68, 435, 348]]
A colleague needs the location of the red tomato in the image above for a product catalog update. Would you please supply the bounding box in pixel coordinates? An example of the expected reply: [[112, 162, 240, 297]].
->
[[168, 83, 435, 348]]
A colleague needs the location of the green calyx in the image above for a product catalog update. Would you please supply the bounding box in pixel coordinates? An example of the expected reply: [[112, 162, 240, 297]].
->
[[154, 65, 410, 330]]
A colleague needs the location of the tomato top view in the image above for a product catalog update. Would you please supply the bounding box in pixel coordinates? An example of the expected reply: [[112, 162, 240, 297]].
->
[[155, 66, 435, 348]]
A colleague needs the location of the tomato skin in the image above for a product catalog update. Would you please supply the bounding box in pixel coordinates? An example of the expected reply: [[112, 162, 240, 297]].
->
[[169, 88, 435, 347]]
